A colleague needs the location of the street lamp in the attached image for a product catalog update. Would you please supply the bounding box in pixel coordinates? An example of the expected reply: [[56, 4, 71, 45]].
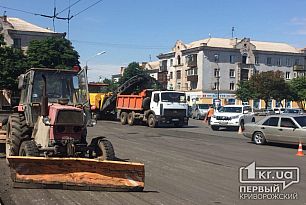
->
[[85, 51, 106, 71]]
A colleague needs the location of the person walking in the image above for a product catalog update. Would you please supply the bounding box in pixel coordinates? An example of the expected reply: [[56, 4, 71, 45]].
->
[[205, 106, 214, 125]]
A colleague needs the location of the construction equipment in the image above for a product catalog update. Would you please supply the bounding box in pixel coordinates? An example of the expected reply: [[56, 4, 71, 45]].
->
[[88, 82, 114, 120], [5, 68, 144, 191], [117, 89, 189, 127]]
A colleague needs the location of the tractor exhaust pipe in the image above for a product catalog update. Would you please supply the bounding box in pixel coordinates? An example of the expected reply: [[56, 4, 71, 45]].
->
[[41, 74, 49, 116]]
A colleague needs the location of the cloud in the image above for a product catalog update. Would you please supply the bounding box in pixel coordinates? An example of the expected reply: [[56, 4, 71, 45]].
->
[[86, 63, 124, 82], [290, 17, 306, 35]]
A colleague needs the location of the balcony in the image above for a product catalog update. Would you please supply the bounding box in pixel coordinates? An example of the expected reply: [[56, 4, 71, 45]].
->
[[187, 75, 198, 82], [186, 54, 197, 67], [293, 65, 306, 71]]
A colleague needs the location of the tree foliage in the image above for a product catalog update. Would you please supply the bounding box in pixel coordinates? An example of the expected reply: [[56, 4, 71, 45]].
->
[[27, 36, 79, 70], [0, 35, 28, 91], [236, 71, 290, 108], [289, 77, 306, 108], [101, 78, 119, 92], [119, 62, 148, 84]]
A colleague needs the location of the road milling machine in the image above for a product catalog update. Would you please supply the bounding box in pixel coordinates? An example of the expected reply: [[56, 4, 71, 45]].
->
[[4, 68, 144, 191]]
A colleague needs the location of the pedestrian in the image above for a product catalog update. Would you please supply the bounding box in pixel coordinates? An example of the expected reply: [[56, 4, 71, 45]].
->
[[206, 106, 214, 125]]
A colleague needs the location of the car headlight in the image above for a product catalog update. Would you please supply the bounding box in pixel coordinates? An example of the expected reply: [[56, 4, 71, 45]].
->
[[231, 115, 239, 119]]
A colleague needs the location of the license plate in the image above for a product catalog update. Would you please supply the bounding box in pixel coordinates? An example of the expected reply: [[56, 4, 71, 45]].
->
[[172, 119, 179, 122], [219, 122, 228, 125]]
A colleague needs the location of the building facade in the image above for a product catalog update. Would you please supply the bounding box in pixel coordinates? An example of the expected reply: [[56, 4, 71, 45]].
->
[[0, 15, 64, 50], [157, 37, 306, 108]]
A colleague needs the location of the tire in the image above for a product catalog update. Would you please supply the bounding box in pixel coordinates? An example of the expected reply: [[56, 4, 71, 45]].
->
[[196, 114, 200, 120], [97, 139, 115, 160], [253, 131, 266, 145], [240, 120, 245, 131], [174, 122, 183, 128], [127, 112, 134, 126], [147, 114, 156, 128], [120, 112, 128, 125], [19, 140, 39, 156], [211, 125, 219, 131], [6, 113, 31, 157]]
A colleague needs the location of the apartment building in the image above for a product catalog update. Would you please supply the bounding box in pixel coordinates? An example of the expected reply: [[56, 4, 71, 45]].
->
[[0, 15, 64, 50], [157, 37, 306, 108]]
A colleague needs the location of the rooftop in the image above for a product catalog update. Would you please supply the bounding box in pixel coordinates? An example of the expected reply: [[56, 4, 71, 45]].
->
[[1, 16, 56, 33], [186, 37, 301, 54]]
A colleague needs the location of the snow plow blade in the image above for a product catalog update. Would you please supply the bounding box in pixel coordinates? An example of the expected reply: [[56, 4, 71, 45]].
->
[[8, 156, 145, 191]]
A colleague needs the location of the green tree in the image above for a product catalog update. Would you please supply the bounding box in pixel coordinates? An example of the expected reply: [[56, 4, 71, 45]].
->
[[250, 70, 288, 108], [119, 62, 148, 84], [235, 81, 256, 102], [27, 36, 79, 69], [0, 34, 28, 91], [289, 77, 306, 108], [101, 78, 119, 92]]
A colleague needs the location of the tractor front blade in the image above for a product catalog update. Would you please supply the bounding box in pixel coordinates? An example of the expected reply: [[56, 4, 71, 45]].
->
[[8, 156, 144, 191]]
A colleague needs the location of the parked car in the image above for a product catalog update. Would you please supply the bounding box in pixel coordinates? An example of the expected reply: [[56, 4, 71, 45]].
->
[[191, 104, 211, 120], [282, 108, 304, 115], [243, 114, 306, 145], [273, 107, 285, 114], [210, 105, 255, 131], [255, 108, 275, 116]]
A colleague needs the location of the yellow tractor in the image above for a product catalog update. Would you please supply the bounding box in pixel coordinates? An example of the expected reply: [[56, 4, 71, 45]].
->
[[88, 83, 114, 120]]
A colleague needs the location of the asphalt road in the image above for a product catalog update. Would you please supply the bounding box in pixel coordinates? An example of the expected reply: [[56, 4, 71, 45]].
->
[[1, 118, 306, 205]]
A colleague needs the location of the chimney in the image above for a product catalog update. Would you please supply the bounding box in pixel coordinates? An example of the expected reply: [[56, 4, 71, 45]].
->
[[3, 15, 7, 22]]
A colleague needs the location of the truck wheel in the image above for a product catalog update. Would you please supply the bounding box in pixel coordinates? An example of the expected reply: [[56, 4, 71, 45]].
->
[[174, 122, 183, 128], [97, 139, 115, 160], [211, 125, 219, 131], [19, 140, 39, 156], [127, 112, 135, 126], [120, 112, 128, 125], [147, 114, 156, 128], [7, 113, 31, 157]]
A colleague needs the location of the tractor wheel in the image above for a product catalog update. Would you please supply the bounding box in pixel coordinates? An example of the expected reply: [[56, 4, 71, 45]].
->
[[127, 112, 135, 126], [19, 140, 39, 156], [120, 112, 128, 125], [147, 114, 157, 128], [97, 139, 115, 160], [7, 113, 31, 157]]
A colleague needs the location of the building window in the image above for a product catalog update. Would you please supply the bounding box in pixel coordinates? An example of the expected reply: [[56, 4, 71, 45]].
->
[[286, 58, 291, 67], [267, 57, 272, 66], [191, 81, 197, 90], [170, 72, 173, 79], [229, 69, 235, 78], [213, 82, 219, 90], [214, 54, 219, 62], [13, 38, 21, 49], [285, 72, 290, 80], [177, 55, 181, 65], [214, 68, 220, 77], [255, 56, 259, 65], [176, 70, 181, 79], [170, 59, 173, 66], [177, 82, 181, 90], [294, 72, 297, 78], [160, 60, 167, 71], [194, 67, 198, 75], [276, 58, 281, 66], [230, 55, 235, 64], [242, 55, 247, 64], [230, 82, 235, 90], [294, 59, 300, 65]]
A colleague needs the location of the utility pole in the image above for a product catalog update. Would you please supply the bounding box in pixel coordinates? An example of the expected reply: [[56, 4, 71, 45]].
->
[[232, 26, 235, 38]]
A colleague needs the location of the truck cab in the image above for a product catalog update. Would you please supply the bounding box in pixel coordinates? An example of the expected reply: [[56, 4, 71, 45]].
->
[[150, 91, 189, 127]]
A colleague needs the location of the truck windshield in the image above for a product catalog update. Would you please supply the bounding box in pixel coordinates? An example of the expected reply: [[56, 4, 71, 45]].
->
[[32, 71, 85, 105], [161, 92, 186, 103], [219, 107, 242, 113]]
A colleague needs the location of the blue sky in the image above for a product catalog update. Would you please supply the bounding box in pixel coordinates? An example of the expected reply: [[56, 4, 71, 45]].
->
[[1, 0, 306, 81]]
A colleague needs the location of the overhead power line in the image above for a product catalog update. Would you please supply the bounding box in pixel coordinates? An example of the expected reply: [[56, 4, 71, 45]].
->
[[70, 0, 104, 20], [56, 0, 82, 16]]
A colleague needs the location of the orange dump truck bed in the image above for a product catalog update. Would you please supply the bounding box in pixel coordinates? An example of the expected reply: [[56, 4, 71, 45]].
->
[[117, 90, 148, 111]]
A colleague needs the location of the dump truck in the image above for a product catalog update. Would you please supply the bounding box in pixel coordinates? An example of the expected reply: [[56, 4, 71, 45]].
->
[[118, 89, 189, 127], [88, 82, 114, 120], [4, 68, 144, 191]]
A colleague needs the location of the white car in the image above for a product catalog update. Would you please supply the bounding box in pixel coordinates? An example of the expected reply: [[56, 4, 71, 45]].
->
[[210, 105, 255, 131]]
